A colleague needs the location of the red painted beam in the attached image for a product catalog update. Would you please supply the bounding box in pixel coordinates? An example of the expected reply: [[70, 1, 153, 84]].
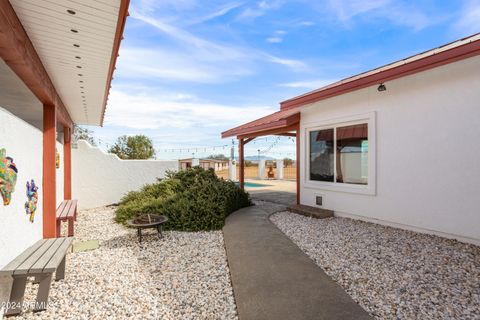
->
[[43, 105, 57, 238], [64, 127, 72, 200], [239, 138, 245, 189], [0, 0, 73, 129], [295, 123, 300, 205]]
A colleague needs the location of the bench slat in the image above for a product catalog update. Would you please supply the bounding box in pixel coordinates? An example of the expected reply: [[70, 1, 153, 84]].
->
[[43, 237, 74, 273], [67, 200, 78, 218], [0, 240, 45, 276], [60, 201, 72, 219], [56, 201, 68, 218], [29, 238, 67, 274], [14, 240, 57, 275]]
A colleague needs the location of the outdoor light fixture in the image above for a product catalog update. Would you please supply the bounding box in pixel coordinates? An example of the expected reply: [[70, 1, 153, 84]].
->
[[377, 83, 386, 92]]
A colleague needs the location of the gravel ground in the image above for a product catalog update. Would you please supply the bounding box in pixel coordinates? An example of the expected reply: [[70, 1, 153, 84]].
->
[[13, 206, 237, 320], [270, 211, 480, 320]]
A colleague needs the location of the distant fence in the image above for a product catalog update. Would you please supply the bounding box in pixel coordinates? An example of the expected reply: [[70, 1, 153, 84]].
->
[[215, 162, 297, 180]]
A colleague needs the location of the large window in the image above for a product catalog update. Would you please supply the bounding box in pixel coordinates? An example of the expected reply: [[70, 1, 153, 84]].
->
[[310, 123, 368, 185]]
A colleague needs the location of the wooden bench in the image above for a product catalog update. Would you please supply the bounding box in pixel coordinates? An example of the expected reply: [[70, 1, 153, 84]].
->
[[56, 200, 78, 237], [0, 237, 74, 316]]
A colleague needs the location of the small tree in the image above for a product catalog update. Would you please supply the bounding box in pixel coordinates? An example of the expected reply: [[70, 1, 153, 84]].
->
[[109, 135, 155, 159], [283, 157, 293, 167], [73, 125, 96, 146], [207, 154, 229, 161]]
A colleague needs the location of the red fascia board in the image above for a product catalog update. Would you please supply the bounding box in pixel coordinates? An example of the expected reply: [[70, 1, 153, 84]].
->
[[281, 39, 480, 110], [222, 113, 299, 138], [100, 0, 130, 126]]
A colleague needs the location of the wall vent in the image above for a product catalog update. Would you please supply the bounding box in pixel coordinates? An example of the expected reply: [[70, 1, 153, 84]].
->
[[316, 195, 323, 206]]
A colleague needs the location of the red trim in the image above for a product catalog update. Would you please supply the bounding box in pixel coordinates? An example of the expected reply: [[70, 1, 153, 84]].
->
[[43, 105, 57, 239], [64, 127, 72, 200], [222, 112, 300, 138], [239, 139, 245, 189], [281, 37, 480, 110], [100, 0, 130, 126], [296, 123, 300, 205], [0, 1, 73, 129]]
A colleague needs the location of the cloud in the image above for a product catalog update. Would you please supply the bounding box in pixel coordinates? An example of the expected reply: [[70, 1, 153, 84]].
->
[[187, 2, 244, 25], [279, 79, 337, 90], [265, 55, 305, 70], [117, 47, 253, 83], [124, 12, 307, 82], [298, 21, 315, 26], [266, 30, 286, 43], [104, 89, 277, 131], [325, 0, 434, 30], [267, 37, 283, 43], [327, 0, 389, 21], [236, 0, 285, 21], [453, 0, 480, 35]]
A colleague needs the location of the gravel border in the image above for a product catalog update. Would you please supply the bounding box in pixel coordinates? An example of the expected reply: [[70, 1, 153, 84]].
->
[[270, 211, 480, 319], [13, 206, 238, 319]]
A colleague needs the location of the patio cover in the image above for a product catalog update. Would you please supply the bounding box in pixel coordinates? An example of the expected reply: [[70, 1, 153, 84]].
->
[[221, 108, 300, 138]]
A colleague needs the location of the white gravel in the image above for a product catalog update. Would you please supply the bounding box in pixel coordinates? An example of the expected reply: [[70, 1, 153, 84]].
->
[[270, 211, 480, 320], [13, 206, 238, 320]]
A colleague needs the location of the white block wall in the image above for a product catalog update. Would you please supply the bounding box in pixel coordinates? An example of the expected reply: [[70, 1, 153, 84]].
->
[[72, 140, 179, 209], [300, 55, 480, 245], [0, 107, 43, 268]]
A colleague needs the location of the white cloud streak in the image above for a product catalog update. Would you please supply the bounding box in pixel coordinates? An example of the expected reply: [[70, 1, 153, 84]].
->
[[104, 89, 276, 131], [279, 79, 337, 90], [453, 0, 480, 35]]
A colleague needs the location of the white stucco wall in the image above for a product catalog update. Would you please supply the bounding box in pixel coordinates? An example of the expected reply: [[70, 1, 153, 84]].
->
[[72, 140, 179, 209], [0, 107, 43, 268], [56, 140, 64, 207], [300, 55, 480, 245]]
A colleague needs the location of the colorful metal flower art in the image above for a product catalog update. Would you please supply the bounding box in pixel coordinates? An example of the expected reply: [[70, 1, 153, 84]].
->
[[25, 179, 39, 223], [0, 148, 18, 206]]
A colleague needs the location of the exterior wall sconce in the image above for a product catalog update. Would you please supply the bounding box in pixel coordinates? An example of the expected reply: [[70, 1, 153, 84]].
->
[[377, 83, 386, 92]]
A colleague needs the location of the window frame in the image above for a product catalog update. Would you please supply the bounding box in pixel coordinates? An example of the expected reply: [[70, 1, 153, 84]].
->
[[304, 112, 376, 195]]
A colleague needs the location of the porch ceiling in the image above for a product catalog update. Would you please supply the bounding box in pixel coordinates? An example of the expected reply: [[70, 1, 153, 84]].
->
[[0, 58, 43, 130], [9, 0, 128, 126]]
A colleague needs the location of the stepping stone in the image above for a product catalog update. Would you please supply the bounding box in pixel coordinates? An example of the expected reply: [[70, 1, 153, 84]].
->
[[287, 204, 334, 219], [72, 240, 99, 253]]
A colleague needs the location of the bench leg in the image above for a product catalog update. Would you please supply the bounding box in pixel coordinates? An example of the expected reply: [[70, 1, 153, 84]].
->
[[55, 256, 66, 281], [33, 273, 52, 312], [67, 218, 74, 237], [56, 220, 62, 237], [5, 276, 27, 316]]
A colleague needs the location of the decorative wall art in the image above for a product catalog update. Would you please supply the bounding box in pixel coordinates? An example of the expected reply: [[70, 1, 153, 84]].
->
[[0, 148, 18, 206], [56, 148, 60, 169], [25, 179, 39, 223]]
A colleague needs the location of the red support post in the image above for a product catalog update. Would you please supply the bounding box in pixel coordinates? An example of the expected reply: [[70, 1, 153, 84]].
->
[[296, 124, 301, 205], [43, 104, 57, 238], [64, 126, 72, 200], [239, 138, 245, 189]]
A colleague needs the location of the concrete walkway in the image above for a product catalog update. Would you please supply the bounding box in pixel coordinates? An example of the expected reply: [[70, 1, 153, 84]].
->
[[223, 205, 371, 320]]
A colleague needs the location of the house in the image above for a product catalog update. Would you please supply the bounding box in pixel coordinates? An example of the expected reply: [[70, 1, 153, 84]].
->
[[179, 158, 229, 172], [223, 33, 480, 245], [0, 0, 129, 268]]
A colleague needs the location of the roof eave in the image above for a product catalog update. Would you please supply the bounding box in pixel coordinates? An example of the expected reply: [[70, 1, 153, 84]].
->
[[222, 113, 300, 138], [100, 0, 130, 126]]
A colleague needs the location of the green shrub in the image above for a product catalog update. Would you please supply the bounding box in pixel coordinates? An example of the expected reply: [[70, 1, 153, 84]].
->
[[115, 167, 252, 231]]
